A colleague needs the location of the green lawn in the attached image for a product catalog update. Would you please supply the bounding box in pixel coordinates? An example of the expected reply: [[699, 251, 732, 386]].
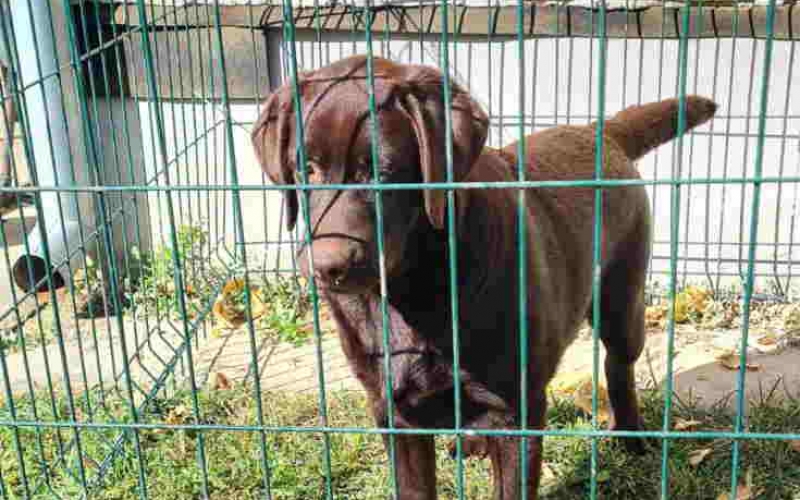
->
[[1, 384, 799, 499]]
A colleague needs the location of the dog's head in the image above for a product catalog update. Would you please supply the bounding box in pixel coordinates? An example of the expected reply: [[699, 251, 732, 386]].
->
[[251, 55, 488, 293]]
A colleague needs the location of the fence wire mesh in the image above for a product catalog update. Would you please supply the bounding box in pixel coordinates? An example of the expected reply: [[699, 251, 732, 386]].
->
[[0, 0, 798, 498]]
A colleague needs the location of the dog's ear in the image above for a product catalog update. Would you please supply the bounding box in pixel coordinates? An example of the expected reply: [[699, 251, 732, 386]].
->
[[396, 66, 488, 230], [251, 88, 299, 231]]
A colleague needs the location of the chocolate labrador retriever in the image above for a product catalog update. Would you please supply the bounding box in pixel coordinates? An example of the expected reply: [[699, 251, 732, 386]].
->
[[251, 55, 717, 499]]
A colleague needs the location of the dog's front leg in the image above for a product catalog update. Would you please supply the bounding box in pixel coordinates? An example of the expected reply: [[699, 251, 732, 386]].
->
[[488, 434, 543, 500], [488, 389, 547, 500], [381, 433, 437, 500]]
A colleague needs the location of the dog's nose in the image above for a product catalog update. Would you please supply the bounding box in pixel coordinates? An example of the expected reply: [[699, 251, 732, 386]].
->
[[313, 255, 348, 285], [309, 244, 357, 287]]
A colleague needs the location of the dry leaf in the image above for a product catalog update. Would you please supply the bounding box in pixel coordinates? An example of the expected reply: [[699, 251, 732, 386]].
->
[[674, 419, 703, 431], [73, 268, 87, 285], [165, 404, 191, 426], [549, 373, 610, 423], [573, 378, 611, 424], [782, 303, 800, 332], [716, 485, 754, 500], [688, 448, 712, 467], [684, 286, 711, 317], [789, 440, 800, 453], [716, 351, 739, 370], [541, 463, 556, 483], [715, 351, 761, 372], [209, 371, 232, 391], [213, 279, 268, 329], [756, 332, 778, 346], [646, 304, 668, 328]]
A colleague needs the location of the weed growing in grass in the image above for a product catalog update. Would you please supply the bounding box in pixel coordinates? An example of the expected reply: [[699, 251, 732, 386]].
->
[[257, 276, 313, 347], [127, 224, 219, 320]]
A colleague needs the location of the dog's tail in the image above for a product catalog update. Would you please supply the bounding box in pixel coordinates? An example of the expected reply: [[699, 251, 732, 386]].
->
[[603, 96, 718, 161]]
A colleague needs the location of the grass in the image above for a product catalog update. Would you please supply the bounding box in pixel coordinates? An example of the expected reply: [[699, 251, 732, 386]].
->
[[1, 384, 800, 499]]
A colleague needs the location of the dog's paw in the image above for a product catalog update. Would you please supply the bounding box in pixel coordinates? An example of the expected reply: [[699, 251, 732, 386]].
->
[[610, 419, 655, 455], [615, 434, 656, 455]]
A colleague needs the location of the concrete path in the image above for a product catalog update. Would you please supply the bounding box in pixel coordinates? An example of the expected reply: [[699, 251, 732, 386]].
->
[[3, 300, 800, 415]]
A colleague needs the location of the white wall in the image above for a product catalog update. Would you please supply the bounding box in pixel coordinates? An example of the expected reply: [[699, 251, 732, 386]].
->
[[140, 35, 800, 294]]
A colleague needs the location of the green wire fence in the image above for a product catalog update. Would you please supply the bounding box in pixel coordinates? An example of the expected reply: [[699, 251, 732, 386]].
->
[[0, 0, 798, 498]]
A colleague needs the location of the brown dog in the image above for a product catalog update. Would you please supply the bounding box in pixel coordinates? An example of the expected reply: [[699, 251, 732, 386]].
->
[[251, 55, 717, 499]]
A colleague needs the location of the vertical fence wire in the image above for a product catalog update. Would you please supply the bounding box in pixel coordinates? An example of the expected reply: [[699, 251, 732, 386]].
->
[[589, 1, 608, 498], [279, 2, 336, 498], [703, 28, 722, 291], [514, 1, 530, 498], [8, 3, 71, 478], [716, 2, 741, 293], [133, 0, 215, 492], [660, 1, 693, 497], [729, 0, 778, 495], [0, 5, 65, 495], [210, 0, 274, 497], [361, 9, 399, 498], [771, 40, 796, 295], [437, 0, 467, 497]]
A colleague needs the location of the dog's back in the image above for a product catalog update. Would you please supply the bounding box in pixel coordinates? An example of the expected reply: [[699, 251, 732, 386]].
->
[[454, 96, 718, 400], [498, 95, 717, 276]]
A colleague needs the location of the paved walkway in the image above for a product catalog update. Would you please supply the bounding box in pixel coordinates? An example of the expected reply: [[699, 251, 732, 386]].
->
[[3, 302, 800, 415]]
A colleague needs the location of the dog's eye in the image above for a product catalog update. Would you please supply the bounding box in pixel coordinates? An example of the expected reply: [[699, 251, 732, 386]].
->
[[294, 161, 323, 184]]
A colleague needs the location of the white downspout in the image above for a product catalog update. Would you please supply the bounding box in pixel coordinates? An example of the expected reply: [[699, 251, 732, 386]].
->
[[7, 0, 84, 292]]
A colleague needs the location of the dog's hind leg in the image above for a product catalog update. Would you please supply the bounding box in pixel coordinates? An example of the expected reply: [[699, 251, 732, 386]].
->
[[590, 214, 652, 454]]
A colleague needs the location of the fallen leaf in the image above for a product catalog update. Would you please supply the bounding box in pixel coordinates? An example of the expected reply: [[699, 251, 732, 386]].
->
[[213, 279, 268, 329], [716, 485, 755, 500], [541, 463, 556, 483], [165, 404, 191, 426], [716, 351, 739, 370], [209, 371, 232, 391], [789, 440, 800, 453], [684, 286, 711, 317], [688, 447, 712, 467], [756, 332, 778, 346], [549, 373, 609, 423], [573, 378, 611, 424], [782, 303, 800, 332], [73, 268, 87, 285], [646, 304, 668, 328], [674, 419, 703, 431], [715, 351, 761, 372]]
